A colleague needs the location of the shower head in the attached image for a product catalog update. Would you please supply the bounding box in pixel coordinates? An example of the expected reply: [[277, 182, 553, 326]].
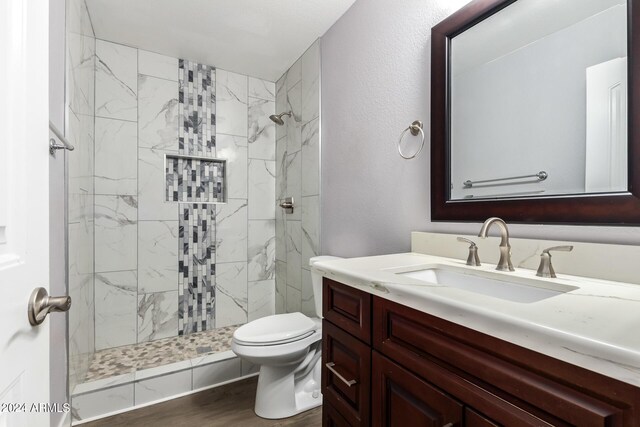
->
[[269, 111, 292, 126]]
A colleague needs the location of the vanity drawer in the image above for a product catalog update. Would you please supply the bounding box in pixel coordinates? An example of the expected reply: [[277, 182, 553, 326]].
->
[[372, 351, 463, 427], [322, 320, 371, 426], [323, 278, 372, 344], [373, 297, 628, 427]]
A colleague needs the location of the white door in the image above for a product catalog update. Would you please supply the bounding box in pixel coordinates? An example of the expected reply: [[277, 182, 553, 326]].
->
[[585, 57, 628, 193], [0, 0, 52, 426]]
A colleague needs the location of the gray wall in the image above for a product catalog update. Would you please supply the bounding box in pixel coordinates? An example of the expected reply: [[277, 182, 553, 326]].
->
[[49, 0, 69, 425], [320, 0, 640, 259]]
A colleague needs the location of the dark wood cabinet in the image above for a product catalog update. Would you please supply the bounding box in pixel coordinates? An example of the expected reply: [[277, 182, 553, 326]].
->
[[465, 408, 500, 427], [322, 320, 371, 426], [323, 402, 353, 427], [323, 278, 371, 344], [321, 278, 640, 426], [372, 351, 463, 427]]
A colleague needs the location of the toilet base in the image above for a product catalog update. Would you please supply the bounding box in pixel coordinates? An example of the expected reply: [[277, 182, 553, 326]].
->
[[254, 352, 323, 419]]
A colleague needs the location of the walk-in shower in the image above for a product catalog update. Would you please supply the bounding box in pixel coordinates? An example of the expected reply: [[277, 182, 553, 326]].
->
[[65, 0, 323, 422]]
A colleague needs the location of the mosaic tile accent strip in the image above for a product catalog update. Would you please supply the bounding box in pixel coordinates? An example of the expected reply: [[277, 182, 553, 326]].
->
[[179, 204, 216, 335], [84, 326, 237, 382], [165, 155, 226, 203], [176, 59, 221, 336], [178, 59, 215, 156]]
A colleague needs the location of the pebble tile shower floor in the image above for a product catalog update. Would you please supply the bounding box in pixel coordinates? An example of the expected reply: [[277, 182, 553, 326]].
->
[[84, 326, 238, 382]]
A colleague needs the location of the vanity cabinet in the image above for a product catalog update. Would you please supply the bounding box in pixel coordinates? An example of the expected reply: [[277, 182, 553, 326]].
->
[[324, 401, 355, 427], [321, 278, 640, 426], [322, 279, 371, 426], [323, 277, 371, 344], [322, 320, 371, 426], [372, 351, 463, 426]]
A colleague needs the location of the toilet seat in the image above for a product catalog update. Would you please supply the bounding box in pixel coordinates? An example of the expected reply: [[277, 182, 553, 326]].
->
[[233, 312, 317, 346]]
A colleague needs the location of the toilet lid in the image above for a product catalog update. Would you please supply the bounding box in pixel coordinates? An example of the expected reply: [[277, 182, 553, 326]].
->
[[233, 312, 317, 345]]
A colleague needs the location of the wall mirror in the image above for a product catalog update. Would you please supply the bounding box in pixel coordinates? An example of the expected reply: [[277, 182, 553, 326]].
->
[[431, 0, 640, 224]]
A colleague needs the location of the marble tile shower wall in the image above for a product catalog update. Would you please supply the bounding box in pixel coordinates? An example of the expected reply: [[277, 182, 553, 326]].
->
[[218, 70, 277, 325], [67, 0, 96, 392], [275, 40, 321, 316], [92, 40, 276, 353]]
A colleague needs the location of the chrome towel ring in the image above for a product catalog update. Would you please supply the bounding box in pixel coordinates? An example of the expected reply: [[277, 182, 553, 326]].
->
[[397, 120, 425, 160]]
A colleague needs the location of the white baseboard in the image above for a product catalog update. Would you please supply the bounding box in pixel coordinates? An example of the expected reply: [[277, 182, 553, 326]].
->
[[72, 373, 258, 426]]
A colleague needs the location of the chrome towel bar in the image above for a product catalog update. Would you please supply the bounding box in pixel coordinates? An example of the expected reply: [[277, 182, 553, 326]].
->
[[49, 120, 75, 155], [463, 171, 547, 189], [463, 190, 546, 199]]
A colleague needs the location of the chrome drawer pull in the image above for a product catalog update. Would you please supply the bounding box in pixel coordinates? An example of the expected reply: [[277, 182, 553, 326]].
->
[[325, 362, 357, 387]]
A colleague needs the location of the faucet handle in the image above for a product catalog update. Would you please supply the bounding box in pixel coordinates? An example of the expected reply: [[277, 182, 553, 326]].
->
[[457, 237, 481, 266], [457, 237, 476, 246], [536, 245, 573, 278], [542, 245, 574, 255]]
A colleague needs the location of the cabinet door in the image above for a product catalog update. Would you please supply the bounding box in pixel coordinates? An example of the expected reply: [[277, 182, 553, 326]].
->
[[322, 320, 371, 426], [324, 402, 355, 427], [372, 351, 463, 427], [466, 408, 500, 427]]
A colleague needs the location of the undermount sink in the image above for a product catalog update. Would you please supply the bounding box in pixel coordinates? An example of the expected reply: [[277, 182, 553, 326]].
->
[[398, 266, 579, 303]]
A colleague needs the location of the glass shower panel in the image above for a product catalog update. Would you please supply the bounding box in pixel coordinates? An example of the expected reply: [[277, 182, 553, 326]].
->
[[66, 0, 96, 393]]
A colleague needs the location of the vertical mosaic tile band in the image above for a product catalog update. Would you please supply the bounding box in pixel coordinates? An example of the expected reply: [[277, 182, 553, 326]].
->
[[178, 59, 216, 156], [179, 204, 216, 335], [165, 156, 226, 203], [177, 58, 218, 335]]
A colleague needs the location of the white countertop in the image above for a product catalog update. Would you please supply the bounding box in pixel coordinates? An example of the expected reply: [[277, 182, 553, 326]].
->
[[312, 252, 640, 387]]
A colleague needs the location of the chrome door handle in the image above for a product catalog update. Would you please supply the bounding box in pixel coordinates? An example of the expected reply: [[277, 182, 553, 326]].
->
[[325, 362, 357, 387], [28, 287, 71, 326]]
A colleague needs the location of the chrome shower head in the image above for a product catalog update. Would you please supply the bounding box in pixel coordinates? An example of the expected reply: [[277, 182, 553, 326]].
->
[[269, 115, 285, 126], [269, 111, 292, 126]]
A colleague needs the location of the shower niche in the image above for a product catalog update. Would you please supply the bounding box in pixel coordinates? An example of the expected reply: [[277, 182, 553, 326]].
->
[[165, 154, 227, 204]]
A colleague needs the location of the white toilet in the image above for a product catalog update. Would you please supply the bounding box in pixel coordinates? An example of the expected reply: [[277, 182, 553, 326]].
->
[[232, 255, 342, 419]]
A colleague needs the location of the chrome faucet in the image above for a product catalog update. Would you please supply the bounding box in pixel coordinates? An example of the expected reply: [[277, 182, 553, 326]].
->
[[457, 237, 481, 266], [478, 217, 514, 271], [536, 246, 573, 278]]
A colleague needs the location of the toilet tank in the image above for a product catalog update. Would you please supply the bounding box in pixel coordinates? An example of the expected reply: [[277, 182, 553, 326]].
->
[[309, 256, 343, 318]]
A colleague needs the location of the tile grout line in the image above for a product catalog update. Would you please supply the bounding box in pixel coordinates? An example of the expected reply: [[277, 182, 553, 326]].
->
[[246, 74, 250, 322], [214, 65, 219, 330], [134, 45, 139, 408], [91, 29, 97, 386]]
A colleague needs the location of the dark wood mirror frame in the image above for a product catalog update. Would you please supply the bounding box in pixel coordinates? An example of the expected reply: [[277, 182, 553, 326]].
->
[[431, 0, 640, 225]]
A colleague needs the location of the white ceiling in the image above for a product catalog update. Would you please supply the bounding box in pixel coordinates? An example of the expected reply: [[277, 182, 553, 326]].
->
[[85, 0, 356, 81]]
